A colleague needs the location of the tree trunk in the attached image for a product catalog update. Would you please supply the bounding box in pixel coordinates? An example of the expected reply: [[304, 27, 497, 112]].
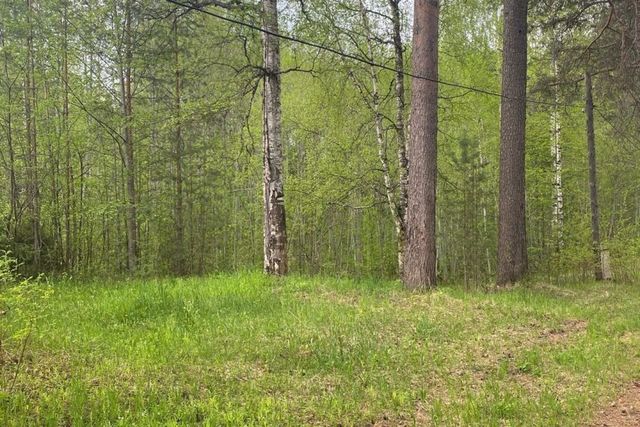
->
[[389, 0, 409, 275], [121, 0, 138, 273], [262, 0, 288, 275], [358, 1, 406, 277], [173, 16, 186, 275], [24, 0, 42, 267], [550, 36, 563, 250], [584, 70, 603, 281], [497, 0, 528, 286], [44, 78, 63, 264], [403, 0, 439, 290], [62, 0, 75, 269], [1, 29, 19, 242]]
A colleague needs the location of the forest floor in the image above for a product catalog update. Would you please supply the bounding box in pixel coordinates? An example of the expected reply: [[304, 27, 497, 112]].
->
[[1, 273, 639, 426]]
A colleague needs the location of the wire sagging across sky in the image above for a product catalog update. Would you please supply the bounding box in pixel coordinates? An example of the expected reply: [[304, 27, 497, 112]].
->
[[165, 0, 575, 108]]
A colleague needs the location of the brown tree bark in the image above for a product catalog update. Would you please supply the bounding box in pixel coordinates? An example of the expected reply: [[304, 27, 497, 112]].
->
[[584, 70, 603, 281], [262, 0, 288, 275], [497, 0, 528, 286], [403, 0, 439, 290]]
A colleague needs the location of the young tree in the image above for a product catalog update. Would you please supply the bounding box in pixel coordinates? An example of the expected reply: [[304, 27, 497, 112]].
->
[[389, 0, 409, 276], [121, 0, 138, 273], [404, 0, 439, 290], [550, 32, 564, 249], [356, 0, 408, 275], [262, 0, 288, 275], [61, 0, 75, 269], [172, 15, 186, 275], [0, 25, 19, 244], [497, 0, 528, 286], [584, 70, 603, 280], [24, 0, 42, 266]]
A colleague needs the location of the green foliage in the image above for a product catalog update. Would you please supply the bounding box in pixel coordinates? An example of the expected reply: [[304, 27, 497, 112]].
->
[[0, 251, 53, 396], [0, 252, 53, 338], [0, 251, 20, 287], [0, 0, 637, 281]]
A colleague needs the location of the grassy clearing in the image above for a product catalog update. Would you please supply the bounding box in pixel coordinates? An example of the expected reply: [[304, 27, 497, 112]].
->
[[1, 273, 639, 426]]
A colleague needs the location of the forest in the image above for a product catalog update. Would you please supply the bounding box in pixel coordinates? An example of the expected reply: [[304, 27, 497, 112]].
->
[[1, 0, 640, 425]]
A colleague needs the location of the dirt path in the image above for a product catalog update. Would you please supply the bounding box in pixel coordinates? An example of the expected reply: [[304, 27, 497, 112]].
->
[[590, 381, 640, 426]]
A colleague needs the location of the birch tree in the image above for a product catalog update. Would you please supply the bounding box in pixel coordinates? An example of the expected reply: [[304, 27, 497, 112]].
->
[[356, 0, 408, 275], [262, 0, 288, 275]]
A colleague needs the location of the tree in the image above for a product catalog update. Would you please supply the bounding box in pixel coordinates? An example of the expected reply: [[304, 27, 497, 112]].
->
[[497, 0, 528, 286], [389, 0, 409, 276], [61, 0, 75, 269], [172, 14, 186, 275], [0, 24, 19, 245], [0, 0, 637, 281], [355, 0, 408, 275], [24, 0, 42, 266], [584, 70, 603, 281], [262, 0, 288, 275], [403, 0, 439, 290], [550, 30, 563, 249], [120, 0, 138, 273]]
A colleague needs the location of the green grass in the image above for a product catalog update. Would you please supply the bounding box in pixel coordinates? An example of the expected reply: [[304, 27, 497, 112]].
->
[[1, 273, 639, 426]]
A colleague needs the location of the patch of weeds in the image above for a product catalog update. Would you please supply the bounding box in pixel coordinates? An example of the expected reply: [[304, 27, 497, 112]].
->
[[0, 251, 53, 396], [517, 350, 544, 376]]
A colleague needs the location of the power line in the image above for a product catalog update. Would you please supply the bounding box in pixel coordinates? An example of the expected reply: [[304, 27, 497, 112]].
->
[[166, 0, 574, 108]]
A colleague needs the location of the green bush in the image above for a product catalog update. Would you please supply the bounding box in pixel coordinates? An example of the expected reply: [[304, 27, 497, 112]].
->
[[0, 251, 53, 394]]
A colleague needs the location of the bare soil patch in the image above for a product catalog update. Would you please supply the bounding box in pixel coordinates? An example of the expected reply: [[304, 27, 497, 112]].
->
[[539, 319, 588, 344], [590, 381, 640, 426]]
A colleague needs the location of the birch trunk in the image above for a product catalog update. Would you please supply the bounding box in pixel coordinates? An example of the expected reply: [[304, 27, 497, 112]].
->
[[389, 0, 409, 275], [358, 1, 406, 276], [550, 38, 563, 249], [262, 0, 288, 275]]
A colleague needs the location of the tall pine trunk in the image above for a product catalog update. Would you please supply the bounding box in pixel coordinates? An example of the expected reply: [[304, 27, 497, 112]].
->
[[497, 0, 528, 286], [584, 70, 603, 281], [262, 0, 288, 275], [404, 0, 439, 290]]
